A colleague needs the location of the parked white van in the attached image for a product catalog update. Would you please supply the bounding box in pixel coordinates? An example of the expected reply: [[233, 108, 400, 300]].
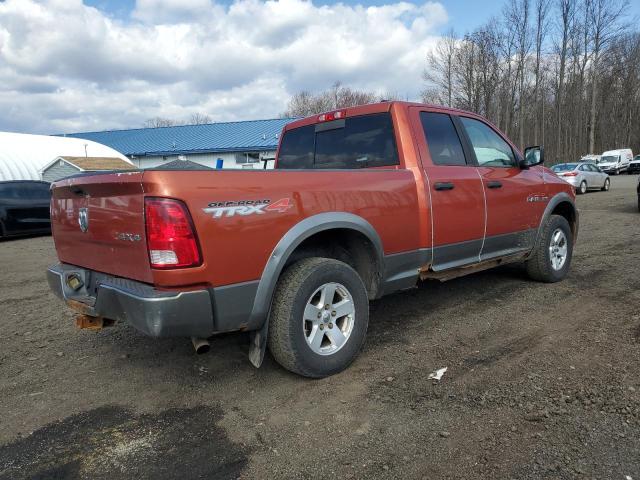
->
[[598, 149, 633, 175]]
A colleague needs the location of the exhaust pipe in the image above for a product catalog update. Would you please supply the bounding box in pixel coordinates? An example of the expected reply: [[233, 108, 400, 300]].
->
[[191, 337, 210, 354]]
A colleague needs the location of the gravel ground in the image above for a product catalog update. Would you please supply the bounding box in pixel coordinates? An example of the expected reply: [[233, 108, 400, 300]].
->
[[1, 175, 639, 480]]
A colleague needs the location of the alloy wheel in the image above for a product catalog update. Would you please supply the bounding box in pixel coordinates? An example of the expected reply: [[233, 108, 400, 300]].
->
[[549, 228, 568, 271], [303, 282, 355, 356]]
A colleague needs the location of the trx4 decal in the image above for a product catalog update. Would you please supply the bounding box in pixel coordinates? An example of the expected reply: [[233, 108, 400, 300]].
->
[[203, 198, 293, 218]]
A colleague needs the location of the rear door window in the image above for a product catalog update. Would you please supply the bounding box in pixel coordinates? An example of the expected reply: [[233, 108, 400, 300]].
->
[[277, 113, 399, 169], [419, 112, 467, 166]]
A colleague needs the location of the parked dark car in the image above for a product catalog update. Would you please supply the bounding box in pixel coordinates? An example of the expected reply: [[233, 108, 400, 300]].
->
[[629, 155, 640, 174], [0, 181, 51, 238]]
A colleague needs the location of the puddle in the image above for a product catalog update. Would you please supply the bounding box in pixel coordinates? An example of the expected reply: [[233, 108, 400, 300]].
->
[[0, 405, 248, 480]]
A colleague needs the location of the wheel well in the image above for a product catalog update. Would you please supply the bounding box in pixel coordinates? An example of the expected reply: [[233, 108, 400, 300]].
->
[[551, 201, 577, 237], [284, 228, 382, 299]]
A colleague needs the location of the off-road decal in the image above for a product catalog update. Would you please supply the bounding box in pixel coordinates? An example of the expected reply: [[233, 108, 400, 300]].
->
[[203, 198, 293, 218]]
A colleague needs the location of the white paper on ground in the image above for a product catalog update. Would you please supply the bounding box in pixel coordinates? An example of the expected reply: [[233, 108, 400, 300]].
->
[[428, 367, 447, 381]]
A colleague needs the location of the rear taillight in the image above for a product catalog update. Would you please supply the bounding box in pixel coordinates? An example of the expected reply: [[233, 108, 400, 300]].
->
[[563, 172, 578, 176], [145, 198, 201, 269]]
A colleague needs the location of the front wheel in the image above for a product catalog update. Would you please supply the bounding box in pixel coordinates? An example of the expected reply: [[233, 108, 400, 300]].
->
[[268, 257, 369, 378], [601, 178, 610, 191], [525, 215, 573, 283]]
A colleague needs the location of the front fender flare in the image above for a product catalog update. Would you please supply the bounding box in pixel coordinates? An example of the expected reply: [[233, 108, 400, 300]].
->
[[534, 192, 579, 250]]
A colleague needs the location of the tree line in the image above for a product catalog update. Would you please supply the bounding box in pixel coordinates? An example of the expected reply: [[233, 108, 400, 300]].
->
[[143, 113, 212, 128], [283, 0, 639, 164]]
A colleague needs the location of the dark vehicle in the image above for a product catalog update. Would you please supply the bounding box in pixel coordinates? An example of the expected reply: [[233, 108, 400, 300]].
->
[[629, 155, 640, 174], [0, 181, 51, 238]]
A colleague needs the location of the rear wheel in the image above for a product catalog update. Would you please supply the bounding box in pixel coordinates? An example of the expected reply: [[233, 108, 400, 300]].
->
[[577, 181, 587, 195], [526, 215, 573, 283], [268, 257, 369, 378], [601, 178, 610, 191]]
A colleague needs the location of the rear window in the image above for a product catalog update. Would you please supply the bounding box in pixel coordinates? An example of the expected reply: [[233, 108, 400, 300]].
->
[[552, 163, 578, 172], [0, 182, 50, 200], [277, 113, 399, 169]]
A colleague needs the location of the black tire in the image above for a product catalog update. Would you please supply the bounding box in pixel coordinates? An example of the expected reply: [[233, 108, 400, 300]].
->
[[525, 215, 573, 283], [268, 257, 369, 378], [601, 178, 610, 191], [577, 181, 587, 194]]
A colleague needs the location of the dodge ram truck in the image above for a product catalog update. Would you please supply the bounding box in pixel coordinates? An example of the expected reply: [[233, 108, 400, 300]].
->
[[47, 101, 578, 378]]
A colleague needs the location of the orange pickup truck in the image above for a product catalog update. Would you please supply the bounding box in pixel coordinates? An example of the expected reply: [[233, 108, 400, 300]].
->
[[47, 101, 578, 377]]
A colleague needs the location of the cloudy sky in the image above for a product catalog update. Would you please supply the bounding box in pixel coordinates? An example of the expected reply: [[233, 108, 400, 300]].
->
[[0, 0, 503, 134]]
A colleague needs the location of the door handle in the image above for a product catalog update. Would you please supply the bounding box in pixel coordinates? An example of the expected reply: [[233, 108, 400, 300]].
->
[[434, 182, 455, 191], [486, 181, 502, 189]]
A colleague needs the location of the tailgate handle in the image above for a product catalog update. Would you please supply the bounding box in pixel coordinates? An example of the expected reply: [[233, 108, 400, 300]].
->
[[434, 182, 455, 191], [487, 181, 503, 189]]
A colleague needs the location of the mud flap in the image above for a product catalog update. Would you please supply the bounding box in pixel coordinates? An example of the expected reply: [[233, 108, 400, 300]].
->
[[248, 320, 268, 368]]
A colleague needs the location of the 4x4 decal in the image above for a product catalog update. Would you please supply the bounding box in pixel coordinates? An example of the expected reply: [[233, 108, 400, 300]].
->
[[203, 198, 293, 218]]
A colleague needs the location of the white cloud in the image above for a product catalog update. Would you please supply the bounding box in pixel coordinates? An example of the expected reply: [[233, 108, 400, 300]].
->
[[0, 0, 447, 133], [133, 0, 216, 24]]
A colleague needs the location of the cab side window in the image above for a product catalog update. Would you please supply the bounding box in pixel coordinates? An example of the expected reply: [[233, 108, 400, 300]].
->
[[420, 112, 467, 166], [277, 125, 315, 169], [460, 117, 516, 168]]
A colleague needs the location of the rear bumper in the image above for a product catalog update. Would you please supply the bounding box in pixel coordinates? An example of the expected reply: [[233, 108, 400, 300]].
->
[[562, 176, 580, 187], [47, 263, 259, 338]]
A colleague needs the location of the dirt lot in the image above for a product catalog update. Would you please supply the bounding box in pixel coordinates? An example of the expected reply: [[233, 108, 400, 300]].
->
[[1, 175, 639, 480]]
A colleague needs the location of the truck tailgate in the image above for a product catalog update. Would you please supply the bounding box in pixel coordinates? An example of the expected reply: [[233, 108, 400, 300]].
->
[[50, 172, 153, 284]]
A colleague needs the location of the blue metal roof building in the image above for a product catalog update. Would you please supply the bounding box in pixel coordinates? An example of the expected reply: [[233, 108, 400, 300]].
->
[[57, 118, 295, 169], [59, 118, 294, 156]]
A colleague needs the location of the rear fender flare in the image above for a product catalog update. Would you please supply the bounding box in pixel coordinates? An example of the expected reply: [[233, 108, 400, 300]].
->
[[249, 212, 383, 330]]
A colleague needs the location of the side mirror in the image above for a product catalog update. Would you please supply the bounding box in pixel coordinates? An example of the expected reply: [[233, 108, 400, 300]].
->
[[521, 145, 544, 169]]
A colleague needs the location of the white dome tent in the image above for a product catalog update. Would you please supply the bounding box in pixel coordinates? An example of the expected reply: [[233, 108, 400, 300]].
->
[[0, 132, 131, 181]]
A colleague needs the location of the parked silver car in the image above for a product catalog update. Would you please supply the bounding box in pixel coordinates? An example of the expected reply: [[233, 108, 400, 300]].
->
[[551, 162, 610, 194]]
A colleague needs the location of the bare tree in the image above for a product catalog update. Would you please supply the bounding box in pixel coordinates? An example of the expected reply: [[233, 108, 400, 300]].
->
[[421, 0, 638, 164], [422, 29, 457, 107], [282, 82, 381, 117], [555, 0, 576, 158], [533, 0, 551, 143], [506, 0, 532, 149], [189, 113, 212, 125], [143, 113, 213, 128], [586, 0, 629, 153], [143, 117, 182, 128]]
